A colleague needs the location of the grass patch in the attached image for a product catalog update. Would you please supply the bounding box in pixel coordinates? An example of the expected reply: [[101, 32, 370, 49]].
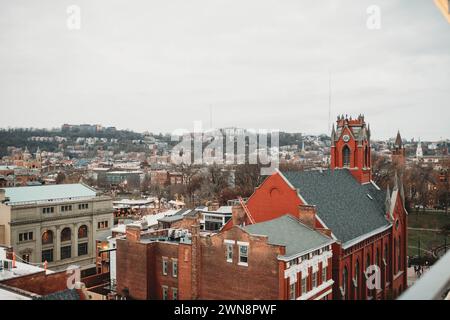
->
[[408, 229, 449, 257], [408, 211, 450, 230]]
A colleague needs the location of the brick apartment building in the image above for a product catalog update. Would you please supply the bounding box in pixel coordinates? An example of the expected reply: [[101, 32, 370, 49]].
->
[[116, 207, 335, 300]]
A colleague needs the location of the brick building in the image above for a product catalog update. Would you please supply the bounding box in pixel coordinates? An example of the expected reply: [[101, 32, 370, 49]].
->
[[116, 206, 335, 300]]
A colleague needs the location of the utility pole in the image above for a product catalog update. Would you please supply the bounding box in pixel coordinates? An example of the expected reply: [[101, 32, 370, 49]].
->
[[418, 237, 421, 259]]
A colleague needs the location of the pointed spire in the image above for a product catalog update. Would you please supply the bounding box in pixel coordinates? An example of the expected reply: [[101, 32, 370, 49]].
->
[[395, 130, 402, 147], [385, 184, 391, 215], [399, 174, 405, 206], [393, 171, 399, 191], [331, 123, 336, 143]]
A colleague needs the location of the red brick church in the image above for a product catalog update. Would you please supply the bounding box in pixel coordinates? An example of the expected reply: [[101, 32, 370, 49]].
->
[[224, 114, 408, 299]]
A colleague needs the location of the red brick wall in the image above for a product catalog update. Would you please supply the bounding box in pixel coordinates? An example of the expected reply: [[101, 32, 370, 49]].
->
[[178, 243, 192, 300], [152, 242, 179, 300], [1, 270, 70, 296], [116, 239, 149, 299], [199, 227, 282, 300], [246, 173, 303, 223]]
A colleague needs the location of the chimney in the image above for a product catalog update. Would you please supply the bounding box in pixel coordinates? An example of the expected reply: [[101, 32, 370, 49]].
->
[[298, 205, 317, 229], [126, 225, 141, 242], [231, 205, 246, 226], [191, 222, 201, 300]]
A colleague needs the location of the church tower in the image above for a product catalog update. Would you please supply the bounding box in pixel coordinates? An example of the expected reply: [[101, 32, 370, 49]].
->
[[392, 131, 406, 168], [330, 114, 372, 184], [416, 139, 424, 159]]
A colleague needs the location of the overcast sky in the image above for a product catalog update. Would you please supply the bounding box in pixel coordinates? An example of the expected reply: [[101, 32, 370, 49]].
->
[[0, 0, 449, 140]]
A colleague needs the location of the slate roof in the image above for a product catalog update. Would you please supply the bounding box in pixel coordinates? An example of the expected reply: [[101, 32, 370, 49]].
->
[[243, 215, 333, 258], [281, 170, 390, 245], [33, 289, 81, 300]]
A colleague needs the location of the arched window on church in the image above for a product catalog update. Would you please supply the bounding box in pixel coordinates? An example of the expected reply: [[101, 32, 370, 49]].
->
[[342, 267, 348, 300], [343, 145, 351, 167], [399, 237, 402, 273], [366, 253, 371, 298], [365, 146, 369, 167], [355, 260, 360, 300], [394, 238, 398, 274], [384, 243, 390, 280]]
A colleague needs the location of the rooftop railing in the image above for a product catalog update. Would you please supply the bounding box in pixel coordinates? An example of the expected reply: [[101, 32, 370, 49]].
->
[[399, 251, 450, 300]]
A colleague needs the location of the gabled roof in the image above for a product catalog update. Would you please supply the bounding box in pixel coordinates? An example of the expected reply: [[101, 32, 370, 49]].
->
[[281, 170, 390, 244], [243, 215, 333, 258]]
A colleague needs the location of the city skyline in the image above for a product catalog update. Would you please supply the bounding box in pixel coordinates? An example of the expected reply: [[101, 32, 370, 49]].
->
[[1, 0, 449, 140]]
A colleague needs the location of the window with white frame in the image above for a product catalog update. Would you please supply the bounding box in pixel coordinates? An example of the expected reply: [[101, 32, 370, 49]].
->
[[172, 259, 178, 278], [289, 283, 296, 300], [162, 286, 168, 300], [301, 276, 307, 295], [238, 243, 248, 266], [322, 266, 327, 283], [172, 288, 178, 300], [312, 271, 318, 288], [162, 258, 168, 275]]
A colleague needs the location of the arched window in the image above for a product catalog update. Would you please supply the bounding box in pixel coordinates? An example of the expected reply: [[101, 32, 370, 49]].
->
[[343, 145, 351, 167], [366, 253, 371, 297], [342, 267, 348, 300], [355, 260, 360, 299], [365, 146, 369, 167], [78, 225, 88, 239], [394, 238, 398, 273], [42, 230, 54, 245], [397, 236, 402, 272], [61, 227, 71, 242], [375, 248, 380, 268]]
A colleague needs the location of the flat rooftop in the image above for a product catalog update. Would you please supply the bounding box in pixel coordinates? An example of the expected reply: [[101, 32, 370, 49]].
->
[[0, 247, 53, 281], [2, 183, 97, 205]]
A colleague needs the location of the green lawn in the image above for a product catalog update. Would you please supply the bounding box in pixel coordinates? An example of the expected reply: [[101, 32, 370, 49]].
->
[[407, 229, 449, 257], [408, 211, 450, 230], [407, 212, 450, 257]]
